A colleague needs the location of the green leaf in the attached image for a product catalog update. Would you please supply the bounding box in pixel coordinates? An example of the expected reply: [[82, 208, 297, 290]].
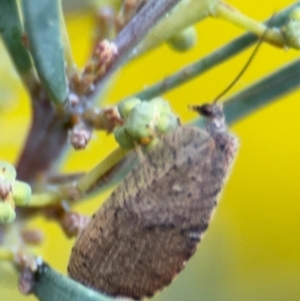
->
[[33, 263, 116, 301], [22, 0, 67, 104], [0, 0, 32, 74]]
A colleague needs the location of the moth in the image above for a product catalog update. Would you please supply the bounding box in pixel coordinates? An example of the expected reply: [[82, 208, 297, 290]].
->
[[68, 102, 238, 299]]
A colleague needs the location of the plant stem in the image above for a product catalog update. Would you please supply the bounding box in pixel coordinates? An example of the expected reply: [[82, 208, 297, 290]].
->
[[16, 88, 69, 186], [23, 147, 130, 207], [215, 2, 285, 47], [134, 0, 220, 56], [76, 146, 130, 194], [89, 0, 182, 103], [29, 192, 61, 207]]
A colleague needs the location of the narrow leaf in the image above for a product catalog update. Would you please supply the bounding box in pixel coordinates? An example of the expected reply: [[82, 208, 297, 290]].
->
[[0, 0, 32, 74], [33, 263, 115, 301], [22, 0, 67, 104]]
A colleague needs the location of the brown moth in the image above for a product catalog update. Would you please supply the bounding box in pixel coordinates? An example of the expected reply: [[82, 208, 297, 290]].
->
[[68, 103, 238, 300]]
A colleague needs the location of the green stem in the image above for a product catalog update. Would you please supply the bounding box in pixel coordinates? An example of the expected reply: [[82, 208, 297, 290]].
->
[[215, 2, 285, 47], [29, 192, 62, 207], [24, 147, 130, 207], [134, 0, 220, 56], [76, 147, 130, 194], [89, 0, 182, 103]]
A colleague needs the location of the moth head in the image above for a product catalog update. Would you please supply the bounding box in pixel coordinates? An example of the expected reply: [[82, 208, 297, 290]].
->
[[189, 103, 226, 134]]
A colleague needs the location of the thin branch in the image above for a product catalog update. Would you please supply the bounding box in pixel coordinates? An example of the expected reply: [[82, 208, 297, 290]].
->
[[27, 147, 131, 207], [16, 85, 69, 185], [215, 2, 285, 47], [88, 0, 182, 103], [76, 147, 130, 195]]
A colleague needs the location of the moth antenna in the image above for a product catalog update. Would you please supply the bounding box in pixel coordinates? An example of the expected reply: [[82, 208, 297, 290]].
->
[[213, 20, 273, 104], [191, 15, 274, 119]]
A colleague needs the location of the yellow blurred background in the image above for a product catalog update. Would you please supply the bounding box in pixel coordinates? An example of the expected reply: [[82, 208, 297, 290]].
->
[[1, 0, 300, 300]]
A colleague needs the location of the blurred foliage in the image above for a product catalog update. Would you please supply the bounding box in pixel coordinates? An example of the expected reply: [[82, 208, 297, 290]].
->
[[1, 0, 300, 301]]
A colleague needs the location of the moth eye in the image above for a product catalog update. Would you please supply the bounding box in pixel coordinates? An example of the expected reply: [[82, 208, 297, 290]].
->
[[190, 104, 215, 118]]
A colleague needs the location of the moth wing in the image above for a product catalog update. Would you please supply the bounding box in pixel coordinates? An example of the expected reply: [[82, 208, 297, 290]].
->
[[68, 127, 236, 299]]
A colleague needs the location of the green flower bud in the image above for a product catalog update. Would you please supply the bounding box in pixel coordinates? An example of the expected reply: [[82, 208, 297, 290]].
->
[[150, 97, 172, 115], [156, 113, 178, 134], [283, 8, 300, 49], [115, 98, 177, 148], [12, 180, 32, 206], [125, 102, 156, 140], [0, 161, 16, 181], [0, 202, 16, 224], [118, 98, 141, 120], [114, 126, 135, 149], [168, 26, 197, 52]]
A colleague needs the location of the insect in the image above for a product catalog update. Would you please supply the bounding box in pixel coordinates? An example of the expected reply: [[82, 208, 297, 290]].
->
[[67, 102, 238, 299], [68, 20, 267, 299], [68, 25, 268, 300]]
